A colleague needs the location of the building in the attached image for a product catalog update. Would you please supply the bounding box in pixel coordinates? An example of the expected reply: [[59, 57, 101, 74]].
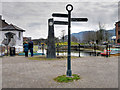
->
[[0, 15, 25, 53], [115, 21, 120, 44]]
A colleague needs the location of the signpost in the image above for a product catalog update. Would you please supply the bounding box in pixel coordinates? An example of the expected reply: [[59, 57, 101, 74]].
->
[[54, 21, 68, 25], [71, 18, 88, 22], [52, 13, 68, 18], [52, 4, 88, 76]]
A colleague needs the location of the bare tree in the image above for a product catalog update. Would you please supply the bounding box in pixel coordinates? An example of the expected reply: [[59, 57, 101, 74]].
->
[[71, 35, 78, 42], [83, 31, 96, 43], [61, 30, 65, 43], [96, 22, 106, 44]]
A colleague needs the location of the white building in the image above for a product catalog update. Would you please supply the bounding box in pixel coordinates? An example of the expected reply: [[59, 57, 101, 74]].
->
[[0, 16, 25, 53]]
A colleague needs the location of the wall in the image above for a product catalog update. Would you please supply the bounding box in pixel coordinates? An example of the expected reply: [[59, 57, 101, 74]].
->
[[0, 30, 24, 53], [115, 22, 120, 44]]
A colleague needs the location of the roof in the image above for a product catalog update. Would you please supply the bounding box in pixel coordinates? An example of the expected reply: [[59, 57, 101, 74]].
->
[[1, 24, 25, 32], [116, 21, 120, 24], [0, 19, 9, 28]]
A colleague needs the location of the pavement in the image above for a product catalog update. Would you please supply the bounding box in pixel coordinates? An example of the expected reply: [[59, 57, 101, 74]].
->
[[1, 56, 118, 88]]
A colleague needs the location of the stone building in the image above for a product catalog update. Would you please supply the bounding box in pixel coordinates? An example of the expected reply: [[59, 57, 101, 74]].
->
[[115, 21, 120, 44]]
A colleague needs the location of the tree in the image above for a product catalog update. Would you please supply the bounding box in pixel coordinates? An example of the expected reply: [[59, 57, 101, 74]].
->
[[61, 30, 65, 43], [55, 37, 60, 43], [83, 31, 96, 43], [96, 22, 112, 44], [71, 35, 78, 42]]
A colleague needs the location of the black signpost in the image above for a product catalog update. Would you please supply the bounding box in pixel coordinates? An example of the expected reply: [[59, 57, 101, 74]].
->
[[71, 18, 88, 22], [52, 4, 88, 76], [52, 13, 68, 18], [54, 21, 68, 25]]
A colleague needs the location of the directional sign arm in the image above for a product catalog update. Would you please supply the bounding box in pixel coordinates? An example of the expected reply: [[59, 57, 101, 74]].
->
[[52, 13, 68, 18], [71, 18, 88, 22], [54, 21, 68, 25]]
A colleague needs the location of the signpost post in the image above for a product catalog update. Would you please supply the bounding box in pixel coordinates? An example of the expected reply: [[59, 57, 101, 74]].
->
[[52, 4, 88, 76], [66, 4, 73, 76]]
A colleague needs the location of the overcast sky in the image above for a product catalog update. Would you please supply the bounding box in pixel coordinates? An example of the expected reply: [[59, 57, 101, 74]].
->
[[1, 1, 119, 39]]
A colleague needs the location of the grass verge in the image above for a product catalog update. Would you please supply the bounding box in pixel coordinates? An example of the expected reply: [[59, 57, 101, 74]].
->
[[28, 56, 80, 61], [54, 74, 80, 83]]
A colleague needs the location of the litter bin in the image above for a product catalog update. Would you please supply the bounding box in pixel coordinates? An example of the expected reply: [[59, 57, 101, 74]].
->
[[10, 47, 15, 56]]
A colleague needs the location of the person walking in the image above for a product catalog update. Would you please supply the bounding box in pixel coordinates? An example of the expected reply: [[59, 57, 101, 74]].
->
[[29, 40, 34, 57], [23, 42, 29, 57]]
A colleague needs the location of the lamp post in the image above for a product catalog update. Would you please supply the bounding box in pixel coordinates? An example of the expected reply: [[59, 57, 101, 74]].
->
[[66, 4, 73, 76]]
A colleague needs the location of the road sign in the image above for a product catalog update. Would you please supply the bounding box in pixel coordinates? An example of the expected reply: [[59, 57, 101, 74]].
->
[[52, 13, 68, 18], [54, 21, 68, 25], [71, 18, 88, 22]]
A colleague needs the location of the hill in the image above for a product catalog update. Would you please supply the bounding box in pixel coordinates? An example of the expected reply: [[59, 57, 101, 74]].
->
[[72, 28, 115, 42]]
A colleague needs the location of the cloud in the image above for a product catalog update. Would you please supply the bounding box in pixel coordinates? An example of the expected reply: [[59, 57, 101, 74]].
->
[[1, 0, 119, 2], [2, 2, 118, 39]]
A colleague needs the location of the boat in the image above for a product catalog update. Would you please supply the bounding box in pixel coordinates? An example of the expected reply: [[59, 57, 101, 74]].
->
[[101, 50, 111, 56], [101, 48, 120, 56]]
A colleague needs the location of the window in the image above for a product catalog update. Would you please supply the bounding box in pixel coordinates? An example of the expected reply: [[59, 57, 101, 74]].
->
[[117, 39, 120, 43], [18, 32, 21, 40], [118, 31, 120, 35], [118, 23, 120, 27]]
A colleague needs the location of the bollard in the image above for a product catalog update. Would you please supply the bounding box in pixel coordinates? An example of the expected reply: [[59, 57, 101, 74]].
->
[[57, 43, 59, 56], [94, 44, 96, 56], [106, 43, 108, 58], [42, 44, 44, 55], [10, 47, 15, 56], [78, 44, 80, 57], [109, 44, 110, 57]]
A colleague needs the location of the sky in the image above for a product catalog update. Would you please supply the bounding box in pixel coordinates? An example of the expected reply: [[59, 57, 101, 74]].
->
[[0, 0, 119, 39]]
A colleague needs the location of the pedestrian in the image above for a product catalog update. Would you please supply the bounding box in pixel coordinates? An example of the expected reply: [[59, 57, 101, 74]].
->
[[29, 40, 34, 57], [23, 42, 29, 57]]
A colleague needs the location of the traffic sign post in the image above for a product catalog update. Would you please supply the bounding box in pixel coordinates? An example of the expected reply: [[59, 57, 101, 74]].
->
[[51, 4, 88, 77], [71, 18, 88, 22], [66, 4, 73, 77], [54, 21, 68, 25], [52, 13, 68, 18]]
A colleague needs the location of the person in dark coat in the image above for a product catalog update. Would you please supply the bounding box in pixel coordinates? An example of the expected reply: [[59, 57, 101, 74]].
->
[[28, 40, 34, 57], [23, 42, 29, 57]]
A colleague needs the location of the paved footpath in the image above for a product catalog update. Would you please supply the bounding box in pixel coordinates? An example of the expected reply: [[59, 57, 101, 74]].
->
[[2, 56, 118, 88]]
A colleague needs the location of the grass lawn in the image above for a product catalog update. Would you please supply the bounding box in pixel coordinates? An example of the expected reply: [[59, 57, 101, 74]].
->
[[28, 55, 80, 61], [56, 42, 85, 46], [54, 74, 80, 83]]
